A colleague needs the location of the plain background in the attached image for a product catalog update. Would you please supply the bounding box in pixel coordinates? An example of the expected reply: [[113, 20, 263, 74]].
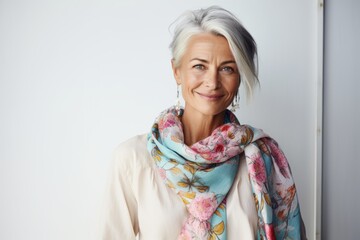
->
[[322, 0, 360, 239], [0, 0, 324, 239]]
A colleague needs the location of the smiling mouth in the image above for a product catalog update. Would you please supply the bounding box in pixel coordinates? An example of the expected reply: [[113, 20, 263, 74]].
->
[[197, 92, 224, 100]]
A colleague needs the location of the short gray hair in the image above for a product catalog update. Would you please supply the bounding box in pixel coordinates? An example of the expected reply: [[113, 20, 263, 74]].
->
[[169, 6, 259, 99]]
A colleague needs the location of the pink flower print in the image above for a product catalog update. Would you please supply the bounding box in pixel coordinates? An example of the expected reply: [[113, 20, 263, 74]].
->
[[159, 117, 176, 131], [214, 144, 225, 153], [274, 148, 288, 169], [198, 150, 225, 163], [178, 225, 192, 240], [190, 142, 206, 154], [187, 193, 218, 221], [191, 217, 210, 238], [158, 118, 165, 131], [264, 138, 290, 178], [248, 153, 267, 191], [157, 168, 167, 180], [226, 145, 241, 159], [178, 216, 210, 240], [265, 223, 276, 240], [220, 124, 231, 132]]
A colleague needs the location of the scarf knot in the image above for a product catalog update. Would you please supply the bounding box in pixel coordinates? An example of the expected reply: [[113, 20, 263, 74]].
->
[[147, 107, 304, 240]]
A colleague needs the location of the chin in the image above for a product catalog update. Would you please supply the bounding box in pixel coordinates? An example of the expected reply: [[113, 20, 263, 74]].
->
[[197, 107, 227, 117], [184, 100, 230, 117]]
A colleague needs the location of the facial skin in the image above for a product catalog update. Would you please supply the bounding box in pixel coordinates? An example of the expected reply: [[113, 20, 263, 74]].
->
[[172, 33, 240, 145], [173, 33, 240, 117]]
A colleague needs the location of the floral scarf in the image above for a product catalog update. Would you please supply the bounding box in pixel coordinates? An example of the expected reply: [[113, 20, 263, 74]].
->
[[147, 107, 303, 240]]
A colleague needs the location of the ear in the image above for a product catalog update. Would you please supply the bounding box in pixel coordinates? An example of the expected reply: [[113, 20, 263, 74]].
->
[[171, 59, 181, 85]]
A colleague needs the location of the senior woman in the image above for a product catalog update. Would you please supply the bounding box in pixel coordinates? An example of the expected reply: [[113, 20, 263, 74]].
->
[[101, 6, 306, 240]]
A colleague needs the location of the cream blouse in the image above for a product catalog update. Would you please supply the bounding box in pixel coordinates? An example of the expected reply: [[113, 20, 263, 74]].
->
[[101, 134, 258, 240]]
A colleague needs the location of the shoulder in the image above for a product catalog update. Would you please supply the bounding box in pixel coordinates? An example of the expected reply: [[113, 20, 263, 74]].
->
[[114, 133, 148, 158], [112, 133, 151, 172]]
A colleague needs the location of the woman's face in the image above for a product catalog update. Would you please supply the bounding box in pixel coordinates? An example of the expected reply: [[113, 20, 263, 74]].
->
[[172, 33, 240, 117]]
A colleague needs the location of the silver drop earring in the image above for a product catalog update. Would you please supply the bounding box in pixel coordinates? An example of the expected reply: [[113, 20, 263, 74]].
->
[[230, 93, 240, 112], [175, 85, 181, 115]]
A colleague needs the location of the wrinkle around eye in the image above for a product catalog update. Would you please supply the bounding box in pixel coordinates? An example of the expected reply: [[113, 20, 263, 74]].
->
[[220, 66, 235, 74], [193, 64, 206, 70]]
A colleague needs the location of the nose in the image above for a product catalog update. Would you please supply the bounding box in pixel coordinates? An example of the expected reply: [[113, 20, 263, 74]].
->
[[205, 68, 220, 89]]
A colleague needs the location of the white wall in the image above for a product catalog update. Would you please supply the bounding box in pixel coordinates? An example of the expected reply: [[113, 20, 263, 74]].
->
[[0, 0, 319, 239], [322, 0, 360, 239]]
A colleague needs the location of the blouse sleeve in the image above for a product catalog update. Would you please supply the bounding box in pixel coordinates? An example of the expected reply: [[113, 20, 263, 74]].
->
[[100, 143, 139, 240]]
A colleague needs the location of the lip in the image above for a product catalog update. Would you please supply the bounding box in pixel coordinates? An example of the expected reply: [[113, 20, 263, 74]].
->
[[196, 92, 224, 100]]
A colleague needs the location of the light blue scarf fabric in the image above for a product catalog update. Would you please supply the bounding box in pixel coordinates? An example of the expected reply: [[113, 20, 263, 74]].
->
[[147, 107, 305, 240]]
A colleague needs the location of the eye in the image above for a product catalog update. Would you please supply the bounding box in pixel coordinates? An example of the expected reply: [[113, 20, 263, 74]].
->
[[193, 64, 206, 70], [221, 66, 235, 74]]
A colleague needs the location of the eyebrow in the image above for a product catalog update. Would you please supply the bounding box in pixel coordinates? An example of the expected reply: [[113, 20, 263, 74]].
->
[[190, 58, 236, 65]]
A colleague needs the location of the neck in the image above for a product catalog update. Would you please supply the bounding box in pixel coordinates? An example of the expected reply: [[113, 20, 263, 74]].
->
[[181, 107, 226, 146]]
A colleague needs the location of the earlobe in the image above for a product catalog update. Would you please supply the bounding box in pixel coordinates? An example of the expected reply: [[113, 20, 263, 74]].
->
[[171, 59, 181, 84]]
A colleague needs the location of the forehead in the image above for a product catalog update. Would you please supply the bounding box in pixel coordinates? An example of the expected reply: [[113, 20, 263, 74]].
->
[[183, 33, 234, 60]]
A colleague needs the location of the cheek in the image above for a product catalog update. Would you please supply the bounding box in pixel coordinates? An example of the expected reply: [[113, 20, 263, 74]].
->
[[181, 73, 202, 90], [224, 80, 240, 94], [181, 83, 194, 100]]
